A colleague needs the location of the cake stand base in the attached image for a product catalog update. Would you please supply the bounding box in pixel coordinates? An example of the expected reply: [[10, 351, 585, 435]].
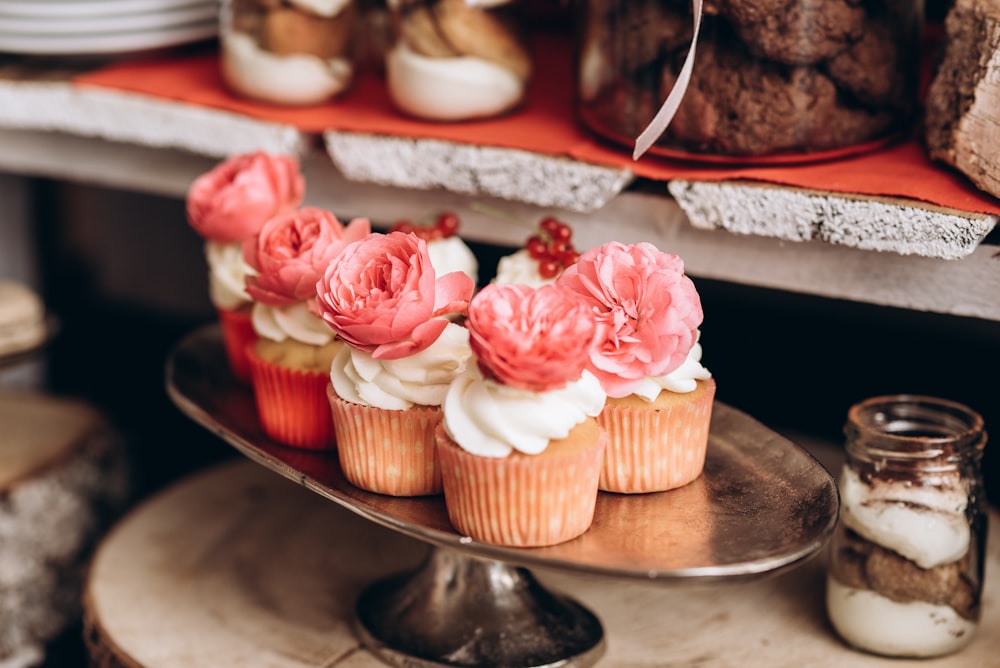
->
[[355, 547, 605, 668]]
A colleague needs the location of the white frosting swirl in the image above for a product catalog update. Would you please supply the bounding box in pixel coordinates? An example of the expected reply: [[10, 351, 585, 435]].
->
[[205, 240, 253, 311], [492, 249, 553, 288], [252, 301, 334, 346], [628, 338, 712, 402], [443, 366, 606, 458], [330, 322, 471, 410], [427, 236, 479, 285]]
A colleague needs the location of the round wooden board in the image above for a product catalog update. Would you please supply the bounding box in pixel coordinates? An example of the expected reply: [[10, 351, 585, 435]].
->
[[84, 459, 1000, 667]]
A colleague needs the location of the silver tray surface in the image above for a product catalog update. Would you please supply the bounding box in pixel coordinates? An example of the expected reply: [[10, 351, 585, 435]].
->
[[166, 325, 839, 583]]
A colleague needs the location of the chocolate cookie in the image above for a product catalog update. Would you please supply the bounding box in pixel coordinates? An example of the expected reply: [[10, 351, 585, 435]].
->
[[660, 31, 894, 155], [826, 20, 917, 109], [711, 0, 865, 66]]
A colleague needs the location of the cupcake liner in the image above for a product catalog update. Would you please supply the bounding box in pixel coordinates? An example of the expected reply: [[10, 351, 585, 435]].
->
[[246, 345, 336, 450], [327, 386, 443, 496], [597, 379, 716, 493], [436, 424, 605, 547], [216, 306, 257, 383]]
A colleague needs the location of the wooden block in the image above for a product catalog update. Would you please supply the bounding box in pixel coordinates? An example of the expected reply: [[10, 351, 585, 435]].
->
[[668, 180, 997, 259], [0, 392, 129, 664], [925, 0, 1000, 199]]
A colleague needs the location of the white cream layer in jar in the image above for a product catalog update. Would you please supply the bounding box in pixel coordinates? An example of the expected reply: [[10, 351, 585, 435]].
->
[[386, 43, 524, 121], [221, 30, 353, 106], [826, 577, 977, 658]]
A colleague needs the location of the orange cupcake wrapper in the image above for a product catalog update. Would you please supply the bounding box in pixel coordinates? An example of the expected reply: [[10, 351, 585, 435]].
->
[[216, 306, 257, 384], [246, 346, 335, 450], [436, 424, 605, 547], [597, 381, 716, 493], [327, 386, 443, 496]]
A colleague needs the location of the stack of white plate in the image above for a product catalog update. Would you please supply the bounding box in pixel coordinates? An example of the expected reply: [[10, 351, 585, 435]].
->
[[0, 0, 219, 56]]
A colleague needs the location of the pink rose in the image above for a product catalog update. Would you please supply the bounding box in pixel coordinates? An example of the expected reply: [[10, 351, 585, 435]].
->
[[556, 241, 703, 398], [316, 231, 474, 360], [467, 283, 598, 393], [186, 152, 305, 243], [245, 207, 371, 307]]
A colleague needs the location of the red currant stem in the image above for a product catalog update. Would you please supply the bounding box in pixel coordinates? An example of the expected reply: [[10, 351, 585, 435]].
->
[[470, 202, 535, 232]]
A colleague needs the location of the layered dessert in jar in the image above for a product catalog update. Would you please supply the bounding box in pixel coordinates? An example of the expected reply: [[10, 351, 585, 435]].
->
[[221, 0, 359, 105], [826, 395, 987, 658], [385, 0, 533, 120]]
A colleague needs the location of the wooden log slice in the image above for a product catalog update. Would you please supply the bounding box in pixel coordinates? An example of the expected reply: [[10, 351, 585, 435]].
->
[[84, 458, 1000, 667], [0, 391, 129, 665], [925, 0, 1000, 199]]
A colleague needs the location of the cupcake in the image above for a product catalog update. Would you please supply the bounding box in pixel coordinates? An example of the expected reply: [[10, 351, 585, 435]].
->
[[315, 231, 474, 495], [437, 283, 607, 547], [186, 151, 305, 382], [493, 215, 579, 287], [244, 206, 370, 449], [556, 241, 714, 494]]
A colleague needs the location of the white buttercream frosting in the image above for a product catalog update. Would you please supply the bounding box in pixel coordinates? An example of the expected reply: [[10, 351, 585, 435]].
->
[[386, 43, 524, 120], [839, 467, 970, 569], [252, 301, 335, 346], [492, 249, 552, 287], [826, 577, 977, 657], [288, 0, 351, 17], [330, 322, 471, 410], [221, 31, 352, 106], [443, 366, 606, 458], [205, 240, 253, 311], [427, 236, 479, 285], [627, 338, 712, 402]]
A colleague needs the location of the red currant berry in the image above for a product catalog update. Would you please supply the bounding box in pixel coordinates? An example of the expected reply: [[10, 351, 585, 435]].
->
[[391, 220, 415, 234], [549, 239, 571, 257], [552, 223, 572, 242], [538, 259, 561, 279], [539, 217, 562, 237], [436, 211, 460, 237], [526, 235, 548, 259], [559, 249, 580, 267], [423, 226, 444, 241]]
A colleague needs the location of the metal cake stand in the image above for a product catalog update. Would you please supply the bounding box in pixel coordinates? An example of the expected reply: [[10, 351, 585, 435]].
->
[[166, 325, 840, 667]]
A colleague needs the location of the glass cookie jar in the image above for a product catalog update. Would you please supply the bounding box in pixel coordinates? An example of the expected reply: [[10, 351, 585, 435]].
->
[[826, 395, 988, 658], [575, 0, 923, 160], [220, 0, 360, 106]]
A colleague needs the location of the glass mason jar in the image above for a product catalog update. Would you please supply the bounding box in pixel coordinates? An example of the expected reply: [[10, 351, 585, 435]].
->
[[220, 0, 360, 106], [384, 0, 533, 121], [826, 395, 988, 658], [575, 0, 923, 160]]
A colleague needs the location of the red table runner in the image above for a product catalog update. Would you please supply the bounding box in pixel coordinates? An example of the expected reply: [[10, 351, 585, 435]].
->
[[73, 37, 1000, 216]]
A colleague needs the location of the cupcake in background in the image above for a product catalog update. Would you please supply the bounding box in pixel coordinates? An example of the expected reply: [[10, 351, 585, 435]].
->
[[556, 241, 714, 494], [244, 206, 370, 449], [437, 283, 607, 547], [493, 215, 579, 287], [316, 231, 474, 496], [186, 151, 305, 382], [389, 210, 479, 286]]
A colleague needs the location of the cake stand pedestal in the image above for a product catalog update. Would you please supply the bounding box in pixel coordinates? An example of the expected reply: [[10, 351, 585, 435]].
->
[[165, 325, 840, 668]]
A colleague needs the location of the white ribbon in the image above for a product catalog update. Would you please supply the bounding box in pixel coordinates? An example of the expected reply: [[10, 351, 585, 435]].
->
[[632, 0, 704, 160]]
